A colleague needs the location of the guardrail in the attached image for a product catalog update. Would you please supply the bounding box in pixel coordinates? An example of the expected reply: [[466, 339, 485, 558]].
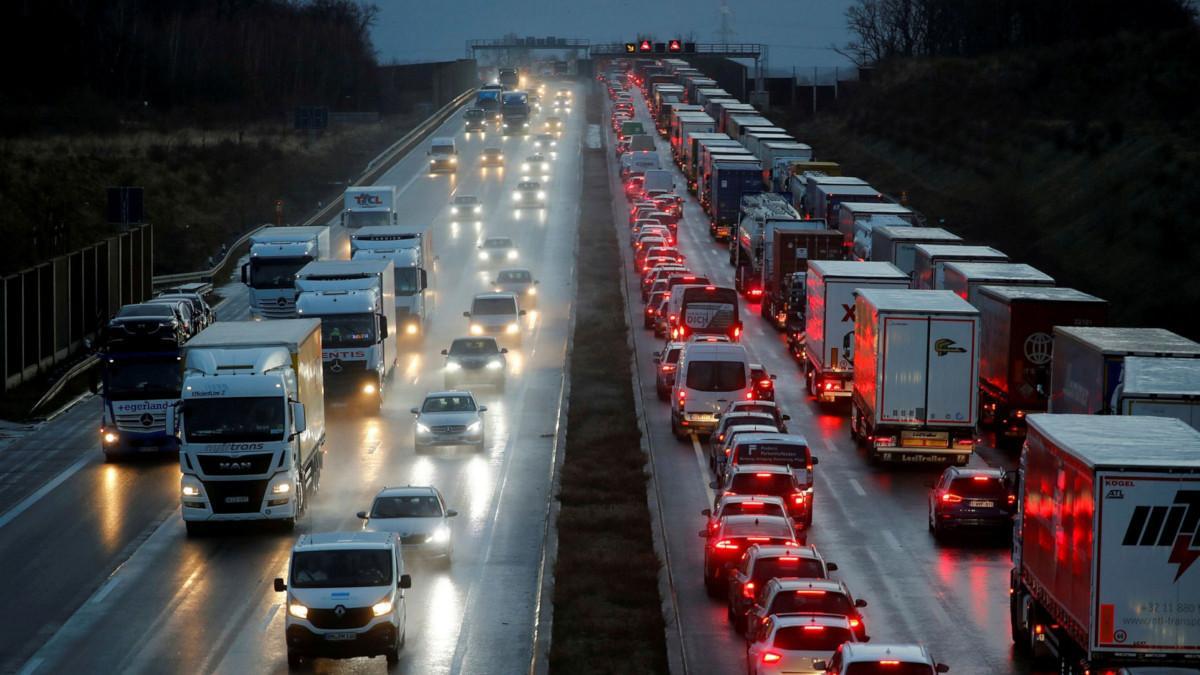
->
[[151, 87, 478, 289]]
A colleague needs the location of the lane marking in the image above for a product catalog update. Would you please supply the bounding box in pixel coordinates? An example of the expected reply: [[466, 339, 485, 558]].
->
[[90, 578, 120, 605], [849, 478, 867, 497], [691, 434, 716, 505], [882, 529, 902, 551], [0, 454, 91, 531], [259, 603, 280, 633], [15, 658, 42, 675]]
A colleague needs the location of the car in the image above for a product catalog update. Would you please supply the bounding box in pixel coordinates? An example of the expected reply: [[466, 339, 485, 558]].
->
[[479, 146, 505, 168], [103, 302, 188, 349], [702, 495, 792, 537], [464, 107, 488, 133], [491, 268, 539, 309], [640, 265, 687, 299], [441, 337, 507, 391], [632, 222, 673, 244], [464, 290, 525, 342], [817, 643, 950, 675], [671, 342, 753, 438], [411, 391, 487, 452], [711, 412, 779, 457], [652, 296, 673, 337], [709, 415, 780, 472], [747, 614, 859, 675], [477, 236, 518, 264], [513, 181, 547, 208], [544, 116, 564, 133], [624, 175, 645, 201], [927, 466, 1014, 539], [699, 514, 798, 596], [450, 194, 483, 219], [154, 290, 214, 329], [728, 544, 839, 632], [713, 464, 809, 524], [521, 154, 550, 180], [712, 425, 783, 480], [641, 209, 679, 233], [726, 433, 817, 527], [274, 531, 411, 668], [652, 342, 685, 400], [640, 247, 683, 270], [357, 486, 459, 564], [533, 132, 557, 151], [745, 578, 868, 641], [721, 400, 791, 433], [143, 297, 200, 336], [751, 364, 776, 401]]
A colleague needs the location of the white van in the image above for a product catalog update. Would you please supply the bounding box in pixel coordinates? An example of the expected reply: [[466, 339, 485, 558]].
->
[[428, 136, 457, 173], [642, 169, 674, 194], [463, 292, 525, 346], [670, 342, 752, 438]]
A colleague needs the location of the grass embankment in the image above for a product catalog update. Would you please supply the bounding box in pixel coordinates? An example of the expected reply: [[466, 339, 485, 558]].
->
[[549, 91, 668, 674], [773, 29, 1200, 338], [0, 116, 418, 277]]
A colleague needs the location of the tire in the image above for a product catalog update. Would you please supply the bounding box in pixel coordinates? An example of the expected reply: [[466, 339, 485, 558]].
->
[[385, 630, 401, 666], [287, 650, 303, 669], [671, 416, 686, 441], [704, 570, 722, 598]]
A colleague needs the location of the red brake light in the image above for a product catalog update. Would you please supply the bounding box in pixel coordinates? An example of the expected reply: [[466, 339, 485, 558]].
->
[[705, 285, 716, 291], [743, 501, 762, 508], [742, 581, 756, 598], [714, 539, 739, 550], [792, 493, 806, 505], [758, 379, 772, 388], [762, 652, 782, 664], [972, 476, 991, 482], [942, 493, 963, 503], [849, 618, 861, 628], [755, 472, 772, 477], [879, 661, 901, 666], [748, 288, 763, 297], [745, 391, 754, 399], [803, 625, 826, 631], [1008, 494, 1016, 504], [778, 556, 800, 562], [746, 536, 771, 542]]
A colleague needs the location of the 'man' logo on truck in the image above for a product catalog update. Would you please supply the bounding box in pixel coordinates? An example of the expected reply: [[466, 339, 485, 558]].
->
[[354, 193, 383, 206], [1121, 490, 1200, 582], [933, 338, 966, 356]]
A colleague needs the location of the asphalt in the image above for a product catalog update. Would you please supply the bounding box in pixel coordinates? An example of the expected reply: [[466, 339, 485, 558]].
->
[[0, 86, 583, 675], [604, 83, 1032, 675]]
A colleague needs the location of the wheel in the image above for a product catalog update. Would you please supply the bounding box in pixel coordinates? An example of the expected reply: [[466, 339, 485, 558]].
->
[[385, 634, 401, 666], [704, 570, 722, 598], [733, 610, 747, 635], [287, 650, 303, 669], [671, 416, 686, 441], [931, 517, 944, 541], [849, 406, 861, 441]]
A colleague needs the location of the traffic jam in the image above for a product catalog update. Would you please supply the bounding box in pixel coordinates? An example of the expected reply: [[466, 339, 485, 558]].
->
[[602, 57, 1200, 675]]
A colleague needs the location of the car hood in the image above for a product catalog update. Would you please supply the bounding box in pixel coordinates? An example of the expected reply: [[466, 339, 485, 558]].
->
[[448, 353, 503, 367], [289, 584, 392, 610], [365, 517, 442, 536], [418, 411, 480, 426]]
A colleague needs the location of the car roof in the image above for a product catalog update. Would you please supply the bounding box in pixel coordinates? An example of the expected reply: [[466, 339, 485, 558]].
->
[[296, 531, 395, 550], [747, 543, 822, 559], [772, 613, 854, 630], [473, 292, 519, 301], [725, 425, 781, 437], [425, 389, 475, 399], [767, 577, 847, 594], [727, 400, 781, 412], [839, 643, 935, 664], [375, 486, 439, 499], [945, 466, 1004, 478]]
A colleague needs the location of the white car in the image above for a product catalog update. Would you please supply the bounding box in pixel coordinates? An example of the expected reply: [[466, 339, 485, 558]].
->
[[521, 154, 550, 181], [747, 613, 859, 675], [464, 292, 525, 345], [815, 643, 950, 674], [513, 181, 547, 209], [477, 236, 518, 264], [533, 133, 558, 151], [357, 486, 458, 564], [492, 269, 539, 309], [411, 391, 487, 452], [450, 194, 482, 218], [274, 532, 411, 668]]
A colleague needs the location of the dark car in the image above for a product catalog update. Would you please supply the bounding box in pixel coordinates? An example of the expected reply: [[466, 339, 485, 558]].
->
[[653, 342, 684, 400], [442, 337, 508, 391], [699, 515, 798, 597], [928, 467, 1014, 539], [103, 303, 188, 350], [744, 577, 867, 641], [751, 363, 776, 402], [727, 544, 838, 633]]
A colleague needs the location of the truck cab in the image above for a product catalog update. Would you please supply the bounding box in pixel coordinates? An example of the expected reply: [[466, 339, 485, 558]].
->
[[427, 137, 457, 173], [242, 226, 331, 320], [350, 226, 434, 339]]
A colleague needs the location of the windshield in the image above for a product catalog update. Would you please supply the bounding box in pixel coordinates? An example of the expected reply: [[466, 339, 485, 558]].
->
[[483, 239, 513, 249], [450, 339, 499, 356], [724, 519, 794, 539], [846, 664, 933, 675], [728, 473, 795, 496], [432, 144, 455, 155], [321, 314, 376, 348], [768, 590, 853, 616], [422, 395, 477, 413], [772, 625, 852, 651], [498, 271, 531, 283], [249, 257, 308, 289], [371, 495, 443, 518], [685, 361, 746, 391], [184, 397, 285, 442], [105, 359, 183, 400], [454, 196, 477, 205], [472, 298, 517, 315], [291, 549, 392, 589], [117, 304, 174, 318], [755, 557, 827, 580], [395, 267, 420, 295], [346, 211, 391, 228]]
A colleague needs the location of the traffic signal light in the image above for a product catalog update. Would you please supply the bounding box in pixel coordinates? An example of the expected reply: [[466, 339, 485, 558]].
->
[[639, 40, 652, 52], [624, 43, 637, 54], [668, 39, 682, 53]]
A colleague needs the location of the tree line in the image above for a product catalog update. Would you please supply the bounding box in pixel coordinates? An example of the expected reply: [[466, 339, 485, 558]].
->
[[843, 0, 1197, 64]]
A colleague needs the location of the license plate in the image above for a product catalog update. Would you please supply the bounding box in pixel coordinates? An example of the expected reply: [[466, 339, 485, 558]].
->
[[224, 496, 250, 504], [970, 500, 995, 508], [324, 632, 357, 641]]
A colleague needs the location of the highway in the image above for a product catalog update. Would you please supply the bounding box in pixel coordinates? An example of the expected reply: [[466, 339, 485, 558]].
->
[[606, 86, 1031, 674], [0, 86, 583, 675]]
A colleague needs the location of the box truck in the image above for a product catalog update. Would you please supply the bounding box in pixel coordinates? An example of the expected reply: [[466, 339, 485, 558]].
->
[[341, 186, 398, 229], [171, 319, 325, 534], [851, 289, 980, 464], [242, 226, 332, 320], [942, 262, 1055, 303], [349, 225, 433, 339], [911, 244, 1008, 290], [976, 286, 1108, 445], [295, 260, 397, 411], [1010, 415, 1200, 672], [805, 261, 909, 403], [1049, 327, 1200, 415], [1113, 356, 1200, 429], [760, 222, 843, 331], [869, 226, 962, 275], [708, 160, 764, 241]]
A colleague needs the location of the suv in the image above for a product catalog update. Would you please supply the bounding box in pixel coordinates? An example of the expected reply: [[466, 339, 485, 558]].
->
[[410, 391, 487, 452], [274, 532, 412, 668], [441, 337, 508, 391], [154, 291, 213, 330], [817, 643, 950, 674], [712, 464, 809, 525], [653, 342, 685, 400], [671, 342, 751, 438], [927, 467, 1013, 539], [727, 544, 838, 633], [747, 613, 859, 675], [721, 400, 791, 433], [357, 486, 459, 564], [492, 269, 539, 310], [102, 303, 188, 350], [464, 292, 525, 346]]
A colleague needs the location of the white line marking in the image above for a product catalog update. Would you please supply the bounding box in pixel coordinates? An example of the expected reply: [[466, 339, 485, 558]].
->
[[882, 529, 902, 551], [691, 434, 716, 505], [0, 454, 90, 531], [15, 657, 43, 675], [260, 603, 280, 632], [849, 478, 867, 497], [90, 577, 120, 605]]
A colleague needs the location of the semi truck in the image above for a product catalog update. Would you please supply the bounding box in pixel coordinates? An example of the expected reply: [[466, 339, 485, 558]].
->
[[1113, 357, 1200, 429], [800, 176, 868, 219], [242, 226, 332, 320], [911, 244, 1008, 290], [804, 261, 909, 403], [171, 319, 325, 534], [708, 159, 764, 241], [699, 150, 754, 208], [869, 226, 962, 275], [760, 222, 843, 331], [691, 139, 745, 192], [341, 185, 398, 229], [500, 91, 531, 136], [758, 142, 814, 192], [672, 114, 717, 161], [836, 202, 916, 248], [850, 289, 980, 465], [975, 286, 1108, 445], [731, 192, 800, 279], [349, 225, 434, 339], [941, 261, 1055, 303], [1010, 415, 1200, 673], [295, 260, 397, 411], [1049, 327, 1200, 415]]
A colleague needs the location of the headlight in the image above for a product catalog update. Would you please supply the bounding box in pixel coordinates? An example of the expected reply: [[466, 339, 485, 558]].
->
[[478, 251, 489, 260], [512, 192, 521, 202], [527, 287, 537, 296], [371, 600, 393, 617], [550, 141, 557, 147], [466, 420, 482, 433], [416, 423, 431, 434], [103, 431, 119, 444], [474, 206, 482, 214], [182, 485, 201, 497], [450, 157, 457, 164], [451, 206, 459, 214], [506, 250, 518, 260], [431, 526, 451, 543], [405, 323, 418, 335], [522, 163, 530, 171], [486, 359, 502, 370], [537, 191, 546, 199], [445, 361, 462, 372], [506, 322, 519, 334], [430, 159, 436, 165], [469, 324, 483, 335], [362, 383, 377, 395], [272, 482, 291, 494], [288, 602, 308, 619]]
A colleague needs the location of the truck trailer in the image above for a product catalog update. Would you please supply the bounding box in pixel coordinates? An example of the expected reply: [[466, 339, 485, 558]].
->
[[941, 261, 1055, 304], [869, 226, 962, 275], [1113, 356, 1200, 430], [911, 244, 1008, 290], [760, 222, 843, 331], [341, 186, 398, 229], [708, 159, 764, 241]]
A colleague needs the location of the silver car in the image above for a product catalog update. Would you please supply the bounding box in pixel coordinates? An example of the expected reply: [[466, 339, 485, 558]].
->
[[477, 236, 518, 264], [411, 391, 487, 452], [357, 486, 458, 564], [492, 269, 539, 310]]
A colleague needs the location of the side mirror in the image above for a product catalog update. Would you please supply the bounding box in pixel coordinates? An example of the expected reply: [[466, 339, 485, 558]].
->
[[770, 374, 777, 380], [855, 598, 868, 607], [419, 269, 428, 291], [399, 574, 412, 589], [440, 349, 449, 355], [782, 414, 791, 421], [490, 280, 497, 286], [290, 402, 306, 435], [446, 509, 459, 517], [708, 480, 718, 490], [811, 660, 827, 672], [165, 401, 179, 435], [935, 665, 949, 674], [534, 279, 540, 285], [274, 578, 287, 592], [478, 405, 488, 412], [519, 310, 527, 316], [378, 315, 388, 339], [701, 508, 711, 517], [463, 311, 471, 318], [500, 348, 508, 354], [240, 262, 249, 285], [861, 635, 871, 642], [698, 530, 709, 538], [811, 457, 819, 465], [410, 407, 420, 415], [826, 562, 838, 572]]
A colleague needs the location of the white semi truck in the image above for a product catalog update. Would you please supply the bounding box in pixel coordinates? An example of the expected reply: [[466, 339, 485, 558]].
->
[[349, 225, 434, 339], [171, 319, 325, 535], [341, 185, 399, 229], [295, 259, 397, 411], [242, 226, 332, 320], [1113, 356, 1200, 429]]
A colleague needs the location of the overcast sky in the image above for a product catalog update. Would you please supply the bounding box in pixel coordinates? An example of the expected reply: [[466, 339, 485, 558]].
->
[[370, 0, 857, 73]]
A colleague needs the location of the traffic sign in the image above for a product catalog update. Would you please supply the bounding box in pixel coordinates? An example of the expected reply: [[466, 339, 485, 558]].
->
[[668, 39, 682, 53], [639, 40, 652, 52], [625, 43, 637, 54]]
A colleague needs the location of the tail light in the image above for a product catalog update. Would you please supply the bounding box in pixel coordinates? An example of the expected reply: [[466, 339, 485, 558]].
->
[[791, 492, 807, 506], [956, 438, 975, 448], [849, 618, 861, 628], [761, 652, 782, 664], [1015, 410, 1026, 418], [941, 493, 963, 503], [822, 381, 835, 391], [972, 476, 991, 482], [1007, 494, 1017, 505], [875, 436, 896, 447], [755, 472, 773, 478], [742, 581, 756, 598], [803, 625, 827, 631], [758, 379, 772, 389], [660, 364, 675, 373], [714, 539, 739, 550], [744, 391, 754, 400], [748, 288, 763, 298]]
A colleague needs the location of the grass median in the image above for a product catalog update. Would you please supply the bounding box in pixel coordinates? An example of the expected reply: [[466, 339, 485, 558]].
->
[[549, 89, 668, 675]]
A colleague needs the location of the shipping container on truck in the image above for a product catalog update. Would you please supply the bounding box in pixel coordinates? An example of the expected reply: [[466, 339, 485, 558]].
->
[[869, 226, 962, 275], [672, 113, 716, 161], [743, 132, 796, 159], [812, 185, 887, 226], [976, 286, 1108, 445], [1049, 327, 1200, 415], [726, 114, 772, 140], [685, 134, 737, 187], [700, 153, 757, 213], [709, 160, 764, 241], [942, 262, 1055, 303], [805, 261, 909, 403], [1010, 415, 1200, 672], [803, 176, 869, 220], [758, 142, 814, 192], [848, 216, 913, 262], [912, 244, 1009, 290], [851, 289, 980, 464], [836, 202, 917, 248], [732, 193, 801, 293], [760, 222, 843, 330], [1114, 357, 1200, 430]]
